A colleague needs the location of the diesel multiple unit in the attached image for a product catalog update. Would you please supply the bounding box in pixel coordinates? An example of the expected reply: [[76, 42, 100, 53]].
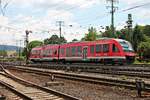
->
[[30, 38, 135, 65]]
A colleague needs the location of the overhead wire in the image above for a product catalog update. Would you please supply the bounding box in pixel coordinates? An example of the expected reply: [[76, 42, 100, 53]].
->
[[121, 2, 150, 12], [115, 1, 150, 29], [79, 1, 150, 26], [2, 1, 150, 34]]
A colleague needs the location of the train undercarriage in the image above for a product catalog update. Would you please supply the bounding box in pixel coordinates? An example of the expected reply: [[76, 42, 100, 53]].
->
[[30, 56, 135, 65]]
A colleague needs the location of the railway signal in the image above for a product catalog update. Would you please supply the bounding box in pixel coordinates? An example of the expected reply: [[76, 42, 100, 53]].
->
[[126, 14, 133, 43], [25, 30, 32, 64]]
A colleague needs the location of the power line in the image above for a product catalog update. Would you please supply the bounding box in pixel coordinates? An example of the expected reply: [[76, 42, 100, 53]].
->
[[0, 0, 11, 16], [80, 1, 150, 29], [1, 1, 150, 37], [121, 2, 150, 12]]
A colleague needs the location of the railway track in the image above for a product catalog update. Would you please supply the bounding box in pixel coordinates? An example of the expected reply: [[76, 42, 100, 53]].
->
[[0, 64, 80, 100], [6, 65, 150, 92], [2, 61, 150, 70], [3, 62, 150, 78], [3, 61, 150, 72], [84, 69, 150, 78]]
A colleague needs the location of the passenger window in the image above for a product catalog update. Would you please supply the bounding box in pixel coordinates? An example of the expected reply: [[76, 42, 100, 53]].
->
[[61, 48, 64, 55], [90, 45, 94, 54], [66, 47, 70, 57], [103, 44, 109, 53], [49, 49, 52, 55], [113, 44, 119, 52], [43, 50, 47, 56], [32, 50, 36, 54], [77, 46, 82, 56], [46, 50, 49, 56], [54, 50, 57, 55], [96, 44, 101, 53], [71, 47, 76, 56]]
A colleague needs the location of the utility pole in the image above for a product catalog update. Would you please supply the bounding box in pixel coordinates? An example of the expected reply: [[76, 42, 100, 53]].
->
[[106, 0, 118, 37], [19, 40, 22, 60], [25, 30, 32, 64], [56, 21, 64, 61]]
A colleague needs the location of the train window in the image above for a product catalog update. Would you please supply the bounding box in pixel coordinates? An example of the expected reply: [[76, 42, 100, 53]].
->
[[61, 48, 65, 55], [32, 50, 36, 54], [96, 44, 101, 53], [90, 45, 94, 54], [45, 50, 49, 56], [54, 50, 57, 55], [112, 44, 119, 52], [77, 46, 82, 56], [103, 44, 109, 53], [71, 47, 76, 56], [43, 50, 47, 56], [66, 47, 70, 57], [49, 50, 51, 54], [37, 50, 39, 54], [49, 49, 52, 55]]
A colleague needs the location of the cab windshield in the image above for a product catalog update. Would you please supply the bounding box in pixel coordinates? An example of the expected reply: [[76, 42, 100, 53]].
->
[[119, 41, 134, 52]]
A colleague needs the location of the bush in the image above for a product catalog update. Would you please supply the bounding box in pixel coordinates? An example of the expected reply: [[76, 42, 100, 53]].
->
[[138, 41, 150, 60]]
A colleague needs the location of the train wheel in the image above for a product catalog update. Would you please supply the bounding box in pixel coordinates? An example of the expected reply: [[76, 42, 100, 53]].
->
[[111, 62, 115, 66], [119, 63, 124, 66], [62, 59, 66, 64]]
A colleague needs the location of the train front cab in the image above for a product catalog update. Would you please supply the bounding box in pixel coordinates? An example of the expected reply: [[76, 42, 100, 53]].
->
[[88, 39, 126, 65], [115, 39, 135, 64]]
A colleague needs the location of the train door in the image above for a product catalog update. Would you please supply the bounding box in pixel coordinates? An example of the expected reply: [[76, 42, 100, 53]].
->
[[83, 47, 88, 60]]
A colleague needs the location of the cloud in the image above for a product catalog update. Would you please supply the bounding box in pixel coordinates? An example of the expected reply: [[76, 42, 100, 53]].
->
[[3, 8, 82, 44], [122, 0, 145, 5], [46, 9, 73, 21], [137, 9, 150, 19], [0, 0, 149, 46], [12, 0, 101, 10], [120, 0, 150, 24], [0, 16, 9, 26]]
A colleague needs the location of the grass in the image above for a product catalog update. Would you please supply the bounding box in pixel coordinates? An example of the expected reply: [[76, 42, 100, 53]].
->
[[133, 59, 150, 64]]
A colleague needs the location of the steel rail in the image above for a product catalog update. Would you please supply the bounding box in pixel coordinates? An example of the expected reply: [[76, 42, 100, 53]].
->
[[4, 63, 150, 78], [0, 64, 81, 100], [0, 79, 32, 100], [7, 66, 150, 92]]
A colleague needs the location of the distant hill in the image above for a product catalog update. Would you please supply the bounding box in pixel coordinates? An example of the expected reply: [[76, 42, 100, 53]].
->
[[0, 45, 23, 51]]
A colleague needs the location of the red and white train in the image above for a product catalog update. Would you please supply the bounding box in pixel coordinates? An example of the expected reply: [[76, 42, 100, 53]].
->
[[29, 38, 135, 65]]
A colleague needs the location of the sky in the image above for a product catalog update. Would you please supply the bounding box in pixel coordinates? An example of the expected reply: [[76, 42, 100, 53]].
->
[[0, 0, 150, 47]]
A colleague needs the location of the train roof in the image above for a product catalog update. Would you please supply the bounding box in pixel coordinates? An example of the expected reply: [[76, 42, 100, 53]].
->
[[31, 38, 129, 50], [32, 46, 42, 50], [62, 38, 117, 45], [114, 38, 128, 42]]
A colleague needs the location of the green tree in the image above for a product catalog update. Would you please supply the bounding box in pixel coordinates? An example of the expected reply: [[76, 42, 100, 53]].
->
[[28, 40, 43, 52], [72, 39, 78, 42], [102, 26, 116, 38], [44, 35, 67, 44], [22, 40, 43, 57], [84, 27, 97, 41], [138, 41, 150, 59], [119, 28, 129, 40], [143, 25, 150, 37], [132, 25, 144, 51], [0, 50, 7, 57]]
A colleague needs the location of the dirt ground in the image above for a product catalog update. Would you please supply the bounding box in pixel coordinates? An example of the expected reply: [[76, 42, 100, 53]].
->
[[6, 69, 150, 100]]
